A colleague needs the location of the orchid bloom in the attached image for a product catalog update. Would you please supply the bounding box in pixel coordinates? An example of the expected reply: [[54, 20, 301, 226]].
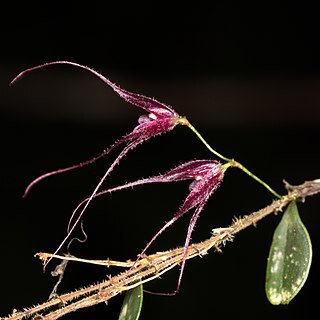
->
[[12, 62, 225, 292], [11, 61, 184, 225], [60, 159, 226, 294]]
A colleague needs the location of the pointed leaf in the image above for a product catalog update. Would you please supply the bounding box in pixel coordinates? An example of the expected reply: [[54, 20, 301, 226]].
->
[[266, 201, 312, 305], [118, 283, 143, 320]]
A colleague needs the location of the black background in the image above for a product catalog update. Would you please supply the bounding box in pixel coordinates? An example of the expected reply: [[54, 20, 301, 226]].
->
[[1, 3, 320, 319]]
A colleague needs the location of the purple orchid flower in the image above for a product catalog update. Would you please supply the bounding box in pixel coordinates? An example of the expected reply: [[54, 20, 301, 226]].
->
[[11, 62, 225, 293], [11, 61, 184, 225], [59, 159, 226, 294]]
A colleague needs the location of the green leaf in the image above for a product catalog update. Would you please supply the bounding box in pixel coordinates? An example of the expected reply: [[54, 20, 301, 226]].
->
[[265, 201, 312, 305], [118, 283, 143, 320]]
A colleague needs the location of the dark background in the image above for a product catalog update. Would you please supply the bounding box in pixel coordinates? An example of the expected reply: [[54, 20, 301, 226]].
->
[[1, 3, 320, 319]]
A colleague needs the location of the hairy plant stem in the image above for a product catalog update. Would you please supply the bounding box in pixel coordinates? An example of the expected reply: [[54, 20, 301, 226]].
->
[[2, 179, 319, 320], [179, 118, 282, 199]]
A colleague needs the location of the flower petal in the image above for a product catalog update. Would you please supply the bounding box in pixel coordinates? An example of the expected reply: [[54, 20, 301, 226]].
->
[[10, 60, 177, 117]]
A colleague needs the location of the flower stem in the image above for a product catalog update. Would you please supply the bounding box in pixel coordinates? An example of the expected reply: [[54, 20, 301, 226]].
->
[[231, 160, 282, 199], [178, 117, 231, 162], [180, 117, 282, 199]]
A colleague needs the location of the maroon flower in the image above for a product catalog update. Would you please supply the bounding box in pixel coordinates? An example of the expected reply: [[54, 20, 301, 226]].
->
[[12, 62, 225, 293], [57, 159, 226, 293], [11, 61, 183, 215]]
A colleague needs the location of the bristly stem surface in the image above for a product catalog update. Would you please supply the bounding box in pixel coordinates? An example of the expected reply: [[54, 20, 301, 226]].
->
[[3, 179, 319, 320]]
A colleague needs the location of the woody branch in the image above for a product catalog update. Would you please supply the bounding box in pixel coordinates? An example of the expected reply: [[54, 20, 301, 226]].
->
[[2, 179, 320, 320]]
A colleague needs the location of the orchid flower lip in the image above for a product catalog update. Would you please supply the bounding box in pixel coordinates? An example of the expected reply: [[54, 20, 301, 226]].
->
[[149, 113, 158, 120]]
